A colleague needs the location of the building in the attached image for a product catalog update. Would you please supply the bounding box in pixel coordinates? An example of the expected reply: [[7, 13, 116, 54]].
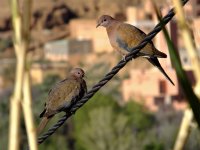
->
[[122, 68, 181, 111], [69, 19, 113, 53], [44, 39, 69, 61], [44, 38, 92, 62]]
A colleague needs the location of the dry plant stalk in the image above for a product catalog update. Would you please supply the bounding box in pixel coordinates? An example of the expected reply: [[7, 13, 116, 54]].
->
[[172, 0, 200, 150], [173, 109, 193, 150], [22, 72, 38, 150], [172, 0, 200, 96], [9, 0, 25, 149], [8, 0, 37, 150]]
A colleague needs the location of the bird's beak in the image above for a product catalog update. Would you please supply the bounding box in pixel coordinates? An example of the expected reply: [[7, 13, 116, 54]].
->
[[96, 24, 100, 28]]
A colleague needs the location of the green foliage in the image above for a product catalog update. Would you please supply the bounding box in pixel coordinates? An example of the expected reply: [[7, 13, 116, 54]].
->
[[81, 107, 135, 150], [74, 106, 135, 150], [143, 141, 164, 150], [0, 99, 9, 150], [73, 93, 119, 136], [123, 101, 154, 130], [0, 38, 13, 52], [73, 93, 155, 150], [2, 63, 16, 87], [39, 134, 69, 150]]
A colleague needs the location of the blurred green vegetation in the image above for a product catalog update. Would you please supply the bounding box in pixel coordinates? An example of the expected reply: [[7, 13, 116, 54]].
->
[[1, 75, 200, 150], [2, 63, 16, 86], [73, 93, 155, 150], [0, 38, 13, 52]]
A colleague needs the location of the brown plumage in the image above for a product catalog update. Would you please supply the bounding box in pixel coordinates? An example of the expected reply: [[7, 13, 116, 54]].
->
[[37, 68, 87, 134], [96, 15, 174, 85]]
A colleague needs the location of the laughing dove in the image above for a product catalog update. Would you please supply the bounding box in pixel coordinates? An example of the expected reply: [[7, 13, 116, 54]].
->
[[96, 15, 174, 85], [37, 68, 87, 134]]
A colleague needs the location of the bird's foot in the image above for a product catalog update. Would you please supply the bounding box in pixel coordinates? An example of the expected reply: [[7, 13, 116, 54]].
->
[[70, 111, 76, 115], [122, 55, 126, 61], [132, 54, 140, 60]]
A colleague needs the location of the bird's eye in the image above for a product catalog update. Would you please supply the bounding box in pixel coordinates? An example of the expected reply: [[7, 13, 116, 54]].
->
[[104, 19, 107, 21], [78, 72, 80, 74]]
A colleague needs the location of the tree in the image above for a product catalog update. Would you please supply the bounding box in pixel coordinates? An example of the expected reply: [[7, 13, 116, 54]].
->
[[75, 106, 136, 150], [73, 93, 156, 150]]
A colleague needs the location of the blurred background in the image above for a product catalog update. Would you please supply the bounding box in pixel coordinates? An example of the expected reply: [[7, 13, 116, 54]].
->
[[0, 0, 200, 150]]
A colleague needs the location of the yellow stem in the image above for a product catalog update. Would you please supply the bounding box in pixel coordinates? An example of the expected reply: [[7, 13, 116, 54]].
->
[[172, 0, 200, 89], [22, 72, 38, 150], [173, 109, 193, 150], [8, 97, 21, 150], [8, 0, 25, 149], [8, 0, 35, 149], [172, 1, 200, 150]]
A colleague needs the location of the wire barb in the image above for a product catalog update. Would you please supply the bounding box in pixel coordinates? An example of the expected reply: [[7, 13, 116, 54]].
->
[[37, 0, 189, 144]]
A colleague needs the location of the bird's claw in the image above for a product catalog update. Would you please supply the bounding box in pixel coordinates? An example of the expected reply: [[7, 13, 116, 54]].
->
[[122, 55, 126, 61], [70, 110, 76, 115]]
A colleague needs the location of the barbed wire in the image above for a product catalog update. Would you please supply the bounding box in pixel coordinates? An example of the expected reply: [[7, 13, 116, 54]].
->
[[38, 0, 188, 144]]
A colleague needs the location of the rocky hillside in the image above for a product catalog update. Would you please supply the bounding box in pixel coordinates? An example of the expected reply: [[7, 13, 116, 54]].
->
[[0, 0, 166, 58], [1, 0, 154, 31]]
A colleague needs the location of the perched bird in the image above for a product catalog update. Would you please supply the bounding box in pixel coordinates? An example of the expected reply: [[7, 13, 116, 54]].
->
[[96, 15, 174, 85], [37, 68, 87, 134]]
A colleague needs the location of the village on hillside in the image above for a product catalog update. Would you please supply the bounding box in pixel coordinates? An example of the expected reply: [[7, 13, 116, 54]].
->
[[0, 0, 199, 111]]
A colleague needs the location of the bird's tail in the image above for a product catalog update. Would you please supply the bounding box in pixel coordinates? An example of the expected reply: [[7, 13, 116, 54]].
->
[[154, 49, 167, 58], [37, 117, 51, 135], [147, 57, 175, 86]]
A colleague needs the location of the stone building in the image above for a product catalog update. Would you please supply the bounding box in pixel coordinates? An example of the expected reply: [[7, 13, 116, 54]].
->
[[69, 19, 113, 53]]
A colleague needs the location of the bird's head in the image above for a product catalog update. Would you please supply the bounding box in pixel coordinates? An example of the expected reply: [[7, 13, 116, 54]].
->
[[70, 68, 85, 78], [96, 15, 114, 28]]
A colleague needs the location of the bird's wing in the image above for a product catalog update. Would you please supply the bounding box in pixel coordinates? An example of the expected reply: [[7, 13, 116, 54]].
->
[[47, 78, 68, 96], [116, 23, 154, 53], [45, 79, 81, 116], [116, 23, 145, 51]]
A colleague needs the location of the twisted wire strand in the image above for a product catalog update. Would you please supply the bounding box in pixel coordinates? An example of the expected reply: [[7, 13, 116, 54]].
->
[[38, 0, 188, 144]]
